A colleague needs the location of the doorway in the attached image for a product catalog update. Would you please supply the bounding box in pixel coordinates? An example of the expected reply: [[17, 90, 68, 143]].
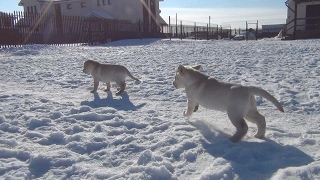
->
[[306, 4, 320, 31]]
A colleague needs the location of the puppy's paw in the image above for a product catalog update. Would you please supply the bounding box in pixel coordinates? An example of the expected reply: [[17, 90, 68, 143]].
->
[[115, 91, 124, 96], [183, 111, 192, 117], [254, 133, 265, 139]]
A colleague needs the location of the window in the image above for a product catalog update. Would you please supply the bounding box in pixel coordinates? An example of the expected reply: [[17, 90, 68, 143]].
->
[[34, 6, 37, 13], [67, 4, 72, 9], [97, 0, 100, 6], [108, 0, 111, 5], [102, 0, 106, 5], [81, 2, 86, 8]]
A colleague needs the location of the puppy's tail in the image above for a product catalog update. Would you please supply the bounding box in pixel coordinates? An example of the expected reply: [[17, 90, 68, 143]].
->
[[249, 86, 284, 112], [127, 71, 140, 81]]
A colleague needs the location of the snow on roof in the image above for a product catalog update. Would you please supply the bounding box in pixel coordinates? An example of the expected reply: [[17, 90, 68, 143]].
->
[[157, 15, 167, 26], [88, 10, 115, 20]]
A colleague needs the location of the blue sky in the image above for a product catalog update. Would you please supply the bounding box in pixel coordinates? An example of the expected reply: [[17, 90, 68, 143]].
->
[[0, 0, 287, 27], [161, 0, 286, 9], [160, 0, 287, 27], [0, 1, 23, 12]]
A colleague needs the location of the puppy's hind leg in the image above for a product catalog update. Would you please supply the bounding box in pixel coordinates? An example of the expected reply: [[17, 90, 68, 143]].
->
[[227, 111, 248, 143], [116, 81, 126, 95], [245, 111, 266, 139], [104, 82, 111, 92]]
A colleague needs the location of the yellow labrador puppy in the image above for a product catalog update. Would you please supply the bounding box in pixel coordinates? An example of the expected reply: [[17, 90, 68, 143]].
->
[[173, 65, 284, 142], [83, 60, 139, 95]]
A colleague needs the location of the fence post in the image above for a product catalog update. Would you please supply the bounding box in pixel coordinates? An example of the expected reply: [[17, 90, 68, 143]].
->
[[54, 4, 64, 43], [256, 20, 258, 40], [207, 24, 209, 40], [139, 19, 141, 33], [293, 1, 297, 40], [175, 13, 178, 38], [180, 21, 182, 40], [169, 16, 171, 40], [139, 19, 142, 40], [246, 21, 248, 41], [216, 25, 218, 40], [194, 22, 196, 40]]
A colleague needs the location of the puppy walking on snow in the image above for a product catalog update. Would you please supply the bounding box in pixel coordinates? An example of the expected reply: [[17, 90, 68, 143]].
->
[[173, 65, 284, 142], [83, 60, 140, 95]]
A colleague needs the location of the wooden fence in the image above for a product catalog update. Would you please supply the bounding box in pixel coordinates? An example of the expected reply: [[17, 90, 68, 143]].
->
[[0, 11, 167, 48], [1, 11, 87, 47]]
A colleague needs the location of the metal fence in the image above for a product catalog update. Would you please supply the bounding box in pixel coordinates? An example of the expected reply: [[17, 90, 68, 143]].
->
[[161, 18, 288, 40], [162, 18, 232, 40]]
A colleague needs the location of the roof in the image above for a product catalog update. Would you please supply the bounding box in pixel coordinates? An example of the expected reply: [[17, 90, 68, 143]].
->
[[19, 0, 81, 6], [298, 0, 320, 2], [262, 24, 285, 30], [37, 0, 80, 2], [286, 0, 320, 4]]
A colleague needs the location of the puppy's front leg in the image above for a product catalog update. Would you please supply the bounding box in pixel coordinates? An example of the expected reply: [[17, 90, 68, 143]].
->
[[91, 79, 99, 93], [183, 100, 196, 117]]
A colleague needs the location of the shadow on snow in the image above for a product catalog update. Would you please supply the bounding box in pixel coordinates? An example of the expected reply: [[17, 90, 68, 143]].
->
[[81, 91, 146, 111], [102, 38, 161, 47], [189, 120, 314, 180]]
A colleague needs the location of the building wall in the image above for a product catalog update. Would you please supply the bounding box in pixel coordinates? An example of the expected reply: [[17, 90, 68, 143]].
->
[[109, 0, 144, 23], [286, 1, 320, 34], [20, 0, 39, 13], [57, 1, 91, 17], [19, 0, 161, 24]]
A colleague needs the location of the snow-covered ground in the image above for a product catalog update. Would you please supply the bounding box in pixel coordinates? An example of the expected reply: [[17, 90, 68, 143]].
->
[[0, 39, 320, 180]]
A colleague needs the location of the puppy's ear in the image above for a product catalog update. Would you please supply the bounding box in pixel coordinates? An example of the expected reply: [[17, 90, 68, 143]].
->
[[177, 65, 186, 74], [192, 65, 203, 71]]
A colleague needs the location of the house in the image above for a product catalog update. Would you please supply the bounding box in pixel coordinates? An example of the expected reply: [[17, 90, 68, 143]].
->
[[285, 0, 320, 39], [261, 24, 286, 33], [18, 0, 167, 32]]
